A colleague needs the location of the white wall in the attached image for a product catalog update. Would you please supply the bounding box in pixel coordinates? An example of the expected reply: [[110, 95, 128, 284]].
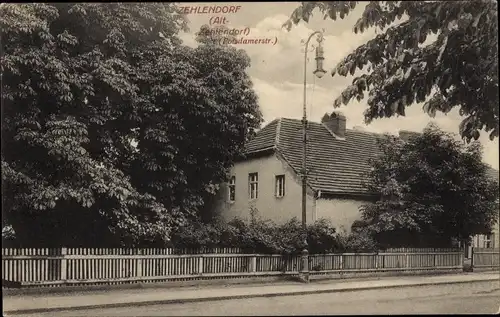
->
[[215, 153, 316, 224], [315, 198, 365, 233]]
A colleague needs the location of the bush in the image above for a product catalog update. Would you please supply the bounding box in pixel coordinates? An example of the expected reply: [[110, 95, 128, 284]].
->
[[2, 225, 18, 248], [336, 229, 379, 253], [169, 217, 341, 254], [2, 225, 15, 240], [229, 217, 283, 253], [306, 218, 340, 254]]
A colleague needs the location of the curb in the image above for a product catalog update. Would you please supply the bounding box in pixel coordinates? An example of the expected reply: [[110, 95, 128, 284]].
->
[[2, 275, 296, 297], [2, 269, 470, 297], [4, 278, 498, 315]]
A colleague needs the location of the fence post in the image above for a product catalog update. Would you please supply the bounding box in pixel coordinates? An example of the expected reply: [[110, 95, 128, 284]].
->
[[406, 253, 410, 268], [471, 247, 474, 271], [198, 256, 204, 275], [339, 255, 343, 270], [60, 247, 67, 281], [136, 250, 142, 277], [433, 253, 437, 267], [250, 256, 257, 273], [374, 254, 378, 270], [460, 249, 465, 267]]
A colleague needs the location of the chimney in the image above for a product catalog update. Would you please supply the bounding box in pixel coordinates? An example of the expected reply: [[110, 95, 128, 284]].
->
[[321, 112, 346, 139], [399, 130, 420, 142]]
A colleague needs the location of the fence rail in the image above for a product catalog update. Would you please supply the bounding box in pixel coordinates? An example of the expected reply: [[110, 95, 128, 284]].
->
[[1, 248, 464, 287], [473, 248, 500, 269], [1, 247, 244, 256]]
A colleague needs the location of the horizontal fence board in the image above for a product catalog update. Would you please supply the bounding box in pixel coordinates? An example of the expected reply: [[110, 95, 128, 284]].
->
[[384, 248, 460, 253], [2, 248, 465, 287]]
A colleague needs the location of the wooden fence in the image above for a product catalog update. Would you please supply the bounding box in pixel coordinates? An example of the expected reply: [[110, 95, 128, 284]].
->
[[1, 248, 464, 288], [473, 248, 500, 269]]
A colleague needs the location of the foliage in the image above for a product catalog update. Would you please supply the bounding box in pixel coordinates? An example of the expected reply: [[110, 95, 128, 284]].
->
[[336, 231, 378, 253], [2, 225, 16, 241], [1, 3, 262, 247], [356, 124, 499, 248], [336, 220, 379, 252], [306, 218, 341, 254], [285, 1, 499, 141], [170, 217, 340, 255]]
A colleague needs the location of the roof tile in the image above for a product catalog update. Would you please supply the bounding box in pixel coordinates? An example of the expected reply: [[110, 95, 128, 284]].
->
[[244, 118, 499, 195]]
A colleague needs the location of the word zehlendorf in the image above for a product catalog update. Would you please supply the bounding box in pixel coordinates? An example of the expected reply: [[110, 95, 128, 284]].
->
[[178, 5, 242, 15]]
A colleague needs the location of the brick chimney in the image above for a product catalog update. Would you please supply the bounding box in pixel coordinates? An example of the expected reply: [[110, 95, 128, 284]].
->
[[321, 112, 346, 139], [399, 130, 420, 141]]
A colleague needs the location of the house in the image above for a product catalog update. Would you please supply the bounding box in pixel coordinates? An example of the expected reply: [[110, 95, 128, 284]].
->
[[214, 112, 385, 233], [214, 111, 500, 240]]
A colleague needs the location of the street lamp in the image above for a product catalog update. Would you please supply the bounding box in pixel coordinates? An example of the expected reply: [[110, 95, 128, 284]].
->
[[300, 30, 326, 282]]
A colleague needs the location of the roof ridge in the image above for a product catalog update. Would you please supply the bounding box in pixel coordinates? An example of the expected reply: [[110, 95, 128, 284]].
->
[[258, 117, 279, 130], [279, 117, 384, 137]]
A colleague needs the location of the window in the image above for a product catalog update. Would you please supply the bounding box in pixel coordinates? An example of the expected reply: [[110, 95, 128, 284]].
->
[[248, 173, 258, 199], [484, 234, 493, 248], [275, 175, 285, 197], [228, 176, 235, 202]]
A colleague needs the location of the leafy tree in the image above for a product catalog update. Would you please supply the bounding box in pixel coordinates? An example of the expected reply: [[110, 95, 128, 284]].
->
[[336, 228, 378, 253], [285, 1, 499, 141], [128, 23, 261, 220], [357, 124, 499, 248], [1, 3, 261, 247]]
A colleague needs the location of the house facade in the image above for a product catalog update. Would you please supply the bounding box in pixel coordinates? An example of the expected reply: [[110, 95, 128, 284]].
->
[[214, 111, 500, 241], [214, 112, 381, 233]]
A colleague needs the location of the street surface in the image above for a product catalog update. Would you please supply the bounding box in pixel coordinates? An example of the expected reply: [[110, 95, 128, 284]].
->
[[17, 281, 500, 316]]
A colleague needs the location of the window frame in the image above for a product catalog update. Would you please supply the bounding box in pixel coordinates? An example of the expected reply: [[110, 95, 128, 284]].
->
[[275, 174, 285, 198], [248, 172, 258, 200], [484, 233, 493, 248], [228, 176, 236, 202]]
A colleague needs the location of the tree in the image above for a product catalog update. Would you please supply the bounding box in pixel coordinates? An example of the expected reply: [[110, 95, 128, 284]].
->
[[285, 1, 499, 141], [1, 3, 262, 247], [128, 23, 262, 220], [357, 124, 499, 248]]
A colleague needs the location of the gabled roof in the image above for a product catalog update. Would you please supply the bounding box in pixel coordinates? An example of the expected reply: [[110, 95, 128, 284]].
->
[[244, 118, 384, 196], [243, 118, 499, 197], [244, 118, 279, 153]]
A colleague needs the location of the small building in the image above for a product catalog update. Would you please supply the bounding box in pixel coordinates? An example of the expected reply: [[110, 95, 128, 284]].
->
[[214, 112, 499, 242], [214, 112, 382, 233]]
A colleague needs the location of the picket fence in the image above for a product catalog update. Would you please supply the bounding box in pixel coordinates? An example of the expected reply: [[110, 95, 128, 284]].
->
[[473, 248, 500, 269], [1, 247, 464, 287]]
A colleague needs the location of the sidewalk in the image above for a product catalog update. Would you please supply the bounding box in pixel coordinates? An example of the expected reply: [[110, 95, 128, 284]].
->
[[3, 272, 499, 315]]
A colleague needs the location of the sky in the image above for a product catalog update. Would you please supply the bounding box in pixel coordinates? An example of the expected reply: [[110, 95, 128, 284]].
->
[[177, 2, 499, 170]]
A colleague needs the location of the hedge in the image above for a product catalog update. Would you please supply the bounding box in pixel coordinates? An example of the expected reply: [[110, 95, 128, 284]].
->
[[169, 216, 377, 254]]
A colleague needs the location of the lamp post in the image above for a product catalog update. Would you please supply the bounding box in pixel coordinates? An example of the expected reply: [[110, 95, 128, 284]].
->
[[300, 31, 326, 282]]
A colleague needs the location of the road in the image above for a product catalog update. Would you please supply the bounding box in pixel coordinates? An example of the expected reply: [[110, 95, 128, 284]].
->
[[16, 281, 500, 316]]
